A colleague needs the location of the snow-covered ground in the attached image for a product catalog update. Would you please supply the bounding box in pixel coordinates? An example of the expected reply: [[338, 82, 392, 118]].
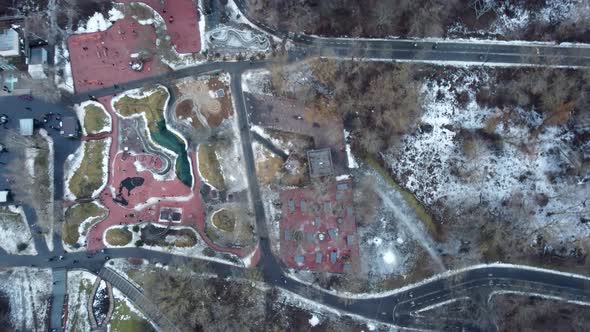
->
[[75, 7, 124, 34], [215, 116, 248, 193], [251, 125, 295, 155], [385, 68, 588, 248], [343, 129, 359, 169], [0, 206, 37, 255], [0, 268, 52, 332], [241, 69, 272, 95], [207, 25, 270, 52], [224, 0, 282, 43], [448, 0, 590, 40], [54, 41, 74, 94], [38, 129, 55, 251], [65, 270, 97, 332]]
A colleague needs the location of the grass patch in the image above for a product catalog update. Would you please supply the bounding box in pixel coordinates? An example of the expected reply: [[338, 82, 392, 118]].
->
[[84, 104, 109, 134], [211, 208, 235, 232], [68, 277, 95, 332], [197, 143, 225, 190], [63, 203, 107, 246], [68, 139, 108, 198], [255, 147, 284, 185], [365, 157, 443, 241], [109, 298, 155, 332], [105, 228, 133, 246], [114, 88, 192, 187]]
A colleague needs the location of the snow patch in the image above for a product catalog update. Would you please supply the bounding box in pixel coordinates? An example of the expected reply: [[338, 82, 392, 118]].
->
[[308, 314, 320, 327], [0, 206, 37, 255]]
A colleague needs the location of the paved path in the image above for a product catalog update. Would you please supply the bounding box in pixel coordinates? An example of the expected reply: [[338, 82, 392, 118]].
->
[[49, 268, 67, 332], [233, 0, 590, 68]]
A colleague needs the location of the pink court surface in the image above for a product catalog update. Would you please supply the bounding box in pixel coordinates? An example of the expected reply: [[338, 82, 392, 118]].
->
[[115, 0, 201, 53], [67, 18, 170, 93], [279, 180, 359, 273]]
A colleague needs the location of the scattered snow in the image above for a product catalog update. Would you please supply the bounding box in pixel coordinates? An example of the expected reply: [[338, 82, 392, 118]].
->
[[197, 0, 208, 53], [335, 174, 351, 181], [54, 42, 74, 93], [241, 69, 272, 95], [415, 297, 471, 313], [386, 69, 588, 245], [0, 206, 37, 255], [215, 114, 248, 193], [382, 251, 397, 265], [224, 0, 282, 43], [0, 268, 52, 332], [38, 129, 55, 251], [447, 0, 590, 42], [66, 270, 97, 332], [250, 125, 290, 154], [75, 7, 124, 34], [489, 290, 590, 307]]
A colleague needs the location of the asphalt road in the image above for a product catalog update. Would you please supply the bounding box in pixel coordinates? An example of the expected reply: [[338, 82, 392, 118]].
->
[[233, 0, 590, 68]]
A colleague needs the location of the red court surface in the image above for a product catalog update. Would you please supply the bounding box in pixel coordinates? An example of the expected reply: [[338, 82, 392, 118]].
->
[[67, 18, 170, 93], [116, 0, 201, 53], [80, 96, 247, 258], [279, 180, 359, 273]]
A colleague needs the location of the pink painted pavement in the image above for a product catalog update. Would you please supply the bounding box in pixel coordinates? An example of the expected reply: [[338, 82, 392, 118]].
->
[[76, 96, 249, 258], [67, 18, 170, 93], [115, 0, 201, 53]]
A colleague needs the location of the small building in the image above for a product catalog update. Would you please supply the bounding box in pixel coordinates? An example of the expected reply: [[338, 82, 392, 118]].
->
[[294, 255, 305, 265], [347, 235, 354, 247], [307, 148, 334, 178], [28, 46, 48, 79], [315, 252, 323, 264], [159, 208, 182, 222], [327, 228, 338, 240], [0, 29, 19, 57], [60, 117, 79, 138], [19, 118, 34, 136], [0, 190, 10, 203], [330, 251, 338, 264], [284, 229, 293, 241]]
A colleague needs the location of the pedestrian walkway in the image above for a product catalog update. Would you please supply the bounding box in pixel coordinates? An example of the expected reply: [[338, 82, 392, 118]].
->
[[49, 268, 67, 331]]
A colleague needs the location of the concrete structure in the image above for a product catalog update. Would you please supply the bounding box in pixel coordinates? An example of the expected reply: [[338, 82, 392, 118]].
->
[[28, 46, 48, 79], [0, 190, 9, 203], [0, 28, 19, 57], [19, 118, 34, 136], [60, 117, 79, 137], [307, 148, 334, 178]]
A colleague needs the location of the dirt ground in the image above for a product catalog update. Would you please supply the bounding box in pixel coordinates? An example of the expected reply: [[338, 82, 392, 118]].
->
[[174, 76, 233, 128]]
